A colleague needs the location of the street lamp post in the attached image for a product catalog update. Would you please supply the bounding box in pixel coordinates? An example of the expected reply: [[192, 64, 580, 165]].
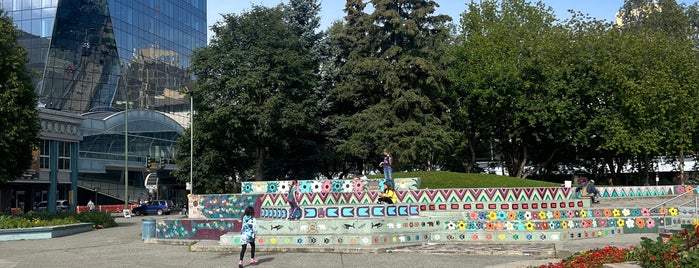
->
[[116, 100, 132, 216], [190, 92, 194, 196]]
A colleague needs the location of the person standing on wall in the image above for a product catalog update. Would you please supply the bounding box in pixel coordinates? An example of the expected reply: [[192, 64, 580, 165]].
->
[[380, 149, 394, 189], [287, 180, 300, 220]]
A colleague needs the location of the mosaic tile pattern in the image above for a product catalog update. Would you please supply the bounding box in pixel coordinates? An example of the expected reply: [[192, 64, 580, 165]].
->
[[240, 178, 421, 194], [163, 185, 690, 245]]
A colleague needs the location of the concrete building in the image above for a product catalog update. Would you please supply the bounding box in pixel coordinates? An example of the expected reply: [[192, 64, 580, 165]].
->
[[0, 0, 205, 212]]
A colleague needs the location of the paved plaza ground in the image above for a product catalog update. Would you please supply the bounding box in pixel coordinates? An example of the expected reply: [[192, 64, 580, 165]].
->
[[0, 195, 681, 268]]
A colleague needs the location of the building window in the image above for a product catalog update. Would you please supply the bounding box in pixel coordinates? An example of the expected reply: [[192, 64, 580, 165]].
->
[[40, 140, 50, 169], [58, 141, 70, 170], [39, 140, 71, 170]]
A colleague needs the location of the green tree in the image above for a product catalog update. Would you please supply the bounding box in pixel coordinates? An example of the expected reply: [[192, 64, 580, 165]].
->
[[611, 0, 699, 184], [0, 11, 39, 185], [184, 5, 320, 189], [451, 0, 584, 178], [330, 0, 453, 172]]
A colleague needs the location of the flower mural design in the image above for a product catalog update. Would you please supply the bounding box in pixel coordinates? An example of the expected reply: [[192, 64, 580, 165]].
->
[[539, 211, 547, 220], [626, 218, 635, 228], [253, 183, 266, 193], [546, 211, 554, 219], [525, 221, 535, 231], [505, 221, 515, 231], [612, 209, 621, 217], [496, 221, 504, 230], [353, 178, 366, 192], [267, 182, 279, 193], [562, 221, 568, 229], [485, 221, 495, 231], [580, 210, 587, 218], [467, 221, 477, 230], [331, 180, 343, 193], [635, 218, 645, 228], [516, 211, 525, 220], [498, 234, 506, 240], [553, 210, 561, 219], [617, 218, 625, 227], [446, 221, 457, 230], [507, 211, 517, 221], [458, 221, 466, 230], [298, 181, 312, 193], [641, 208, 650, 217], [278, 181, 290, 193], [598, 219, 607, 227], [478, 212, 487, 220], [515, 222, 525, 231], [621, 208, 630, 217], [630, 208, 641, 217], [321, 180, 332, 193], [646, 218, 655, 228], [567, 210, 575, 218], [488, 211, 498, 221], [242, 183, 254, 193], [311, 181, 323, 193], [594, 209, 602, 217], [524, 211, 532, 220], [342, 181, 353, 193], [668, 207, 679, 216], [603, 209, 612, 217], [469, 211, 478, 220], [497, 211, 507, 221]]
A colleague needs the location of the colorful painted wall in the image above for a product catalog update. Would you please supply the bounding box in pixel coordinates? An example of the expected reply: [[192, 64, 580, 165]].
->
[[157, 185, 688, 243]]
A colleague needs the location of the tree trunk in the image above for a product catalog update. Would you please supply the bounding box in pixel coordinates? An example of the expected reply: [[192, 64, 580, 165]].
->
[[254, 144, 265, 181], [679, 150, 685, 185]]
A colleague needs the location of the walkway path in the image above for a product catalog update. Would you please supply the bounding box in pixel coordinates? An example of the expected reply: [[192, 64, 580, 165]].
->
[[0, 194, 686, 268]]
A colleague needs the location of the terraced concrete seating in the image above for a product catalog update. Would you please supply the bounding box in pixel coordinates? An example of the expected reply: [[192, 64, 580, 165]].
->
[[220, 187, 667, 248], [161, 185, 687, 248]]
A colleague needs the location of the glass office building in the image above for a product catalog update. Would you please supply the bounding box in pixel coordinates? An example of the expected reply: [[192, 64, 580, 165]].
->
[[1, 0, 205, 211]]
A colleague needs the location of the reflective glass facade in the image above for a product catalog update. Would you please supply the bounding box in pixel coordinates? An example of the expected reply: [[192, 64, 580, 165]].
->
[[2, 0, 206, 114], [1, 0, 205, 207]]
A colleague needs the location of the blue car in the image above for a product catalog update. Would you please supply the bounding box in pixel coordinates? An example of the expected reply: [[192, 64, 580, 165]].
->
[[131, 200, 173, 216]]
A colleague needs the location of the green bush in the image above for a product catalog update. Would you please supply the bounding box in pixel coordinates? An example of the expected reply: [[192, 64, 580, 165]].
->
[[629, 226, 699, 268], [0, 211, 117, 230]]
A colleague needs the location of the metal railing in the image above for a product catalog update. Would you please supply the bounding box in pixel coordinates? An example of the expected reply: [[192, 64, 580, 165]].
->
[[649, 189, 698, 233]]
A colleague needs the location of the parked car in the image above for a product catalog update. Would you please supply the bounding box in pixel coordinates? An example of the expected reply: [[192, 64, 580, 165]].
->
[[131, 200, 173, 216], [34, 200, 69, 212]]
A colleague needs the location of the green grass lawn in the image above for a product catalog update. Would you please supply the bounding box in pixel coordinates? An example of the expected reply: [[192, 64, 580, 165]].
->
[[368, 171, 561, 189]]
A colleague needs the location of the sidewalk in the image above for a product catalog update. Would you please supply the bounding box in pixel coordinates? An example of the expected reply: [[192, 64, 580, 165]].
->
[[0, 194, 676, 268]]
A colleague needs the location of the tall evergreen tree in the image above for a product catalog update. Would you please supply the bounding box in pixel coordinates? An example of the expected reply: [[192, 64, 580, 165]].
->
[[330, 0, 453, 172], [0, 11, 40, 185]]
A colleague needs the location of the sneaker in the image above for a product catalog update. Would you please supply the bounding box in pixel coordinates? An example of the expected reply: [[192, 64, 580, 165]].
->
[[250, 259, 258, 265], [238, 260, 243, 268]]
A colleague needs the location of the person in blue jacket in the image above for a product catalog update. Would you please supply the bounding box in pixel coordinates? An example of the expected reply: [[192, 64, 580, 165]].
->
[[238, 206, 258, 267]]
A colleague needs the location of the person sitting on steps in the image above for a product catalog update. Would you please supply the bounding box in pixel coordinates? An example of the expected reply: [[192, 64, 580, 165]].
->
[[576, 179, 600, 203], [377, 182, 397, 204]]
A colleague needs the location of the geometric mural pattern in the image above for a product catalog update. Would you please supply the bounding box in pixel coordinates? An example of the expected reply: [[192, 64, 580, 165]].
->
[[157, 185, 691, 247], [240, 178, 421, 194]]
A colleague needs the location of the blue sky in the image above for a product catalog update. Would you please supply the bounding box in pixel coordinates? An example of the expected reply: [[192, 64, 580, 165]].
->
[[206, 1, 693, 42]]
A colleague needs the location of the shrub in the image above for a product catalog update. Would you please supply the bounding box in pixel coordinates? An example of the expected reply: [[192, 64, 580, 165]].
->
[[0, 211, 116, 230], [630, 226, 699, 268], [536, 246, 631, 268]]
